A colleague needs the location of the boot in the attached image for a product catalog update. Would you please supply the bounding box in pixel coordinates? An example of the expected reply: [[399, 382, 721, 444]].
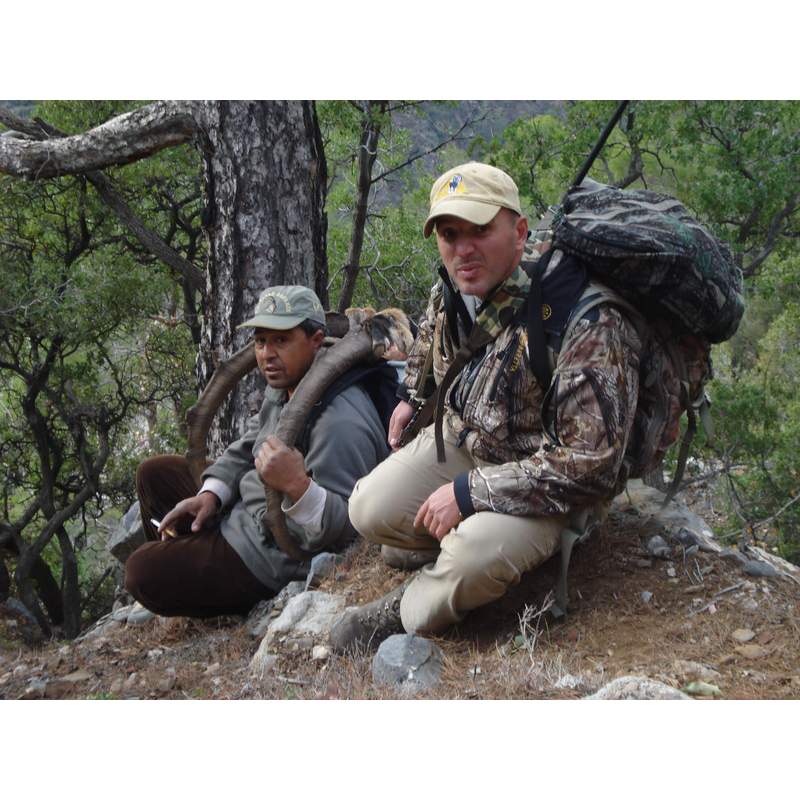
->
[[329, 581, 409, 653], [381, 544, 438, 571]]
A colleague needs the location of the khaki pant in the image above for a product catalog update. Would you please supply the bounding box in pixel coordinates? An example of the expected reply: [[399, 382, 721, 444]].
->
[[349, 422, 566, 634]]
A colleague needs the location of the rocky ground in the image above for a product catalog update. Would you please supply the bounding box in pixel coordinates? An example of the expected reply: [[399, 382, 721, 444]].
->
[[2, 482, 799, 701]]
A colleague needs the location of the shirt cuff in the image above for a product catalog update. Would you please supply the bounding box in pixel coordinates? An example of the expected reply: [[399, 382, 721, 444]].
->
[[281, 479, 327, 534], [453, 472, 476, 518], [199, 478, 230, 508]]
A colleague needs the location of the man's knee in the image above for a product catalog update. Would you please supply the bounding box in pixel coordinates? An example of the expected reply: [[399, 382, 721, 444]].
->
[[348, 472, 383, 541], [124, 542, 163, 602]]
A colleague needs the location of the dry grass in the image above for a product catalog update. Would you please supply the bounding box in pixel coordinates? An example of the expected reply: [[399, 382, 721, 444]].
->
[[3, 506, 800, 700]]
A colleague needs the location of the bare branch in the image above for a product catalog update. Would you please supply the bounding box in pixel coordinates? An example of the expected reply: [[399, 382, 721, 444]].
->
[[0, 101, 201, 179]]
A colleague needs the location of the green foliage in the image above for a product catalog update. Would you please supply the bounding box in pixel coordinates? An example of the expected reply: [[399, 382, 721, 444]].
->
[[1, 101, 200, 635], [711, 279, 800, 560]]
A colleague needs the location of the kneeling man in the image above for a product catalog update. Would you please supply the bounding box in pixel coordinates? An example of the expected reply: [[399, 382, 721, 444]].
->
[[330, 163, 639, 649], [126, 285, 390, 618]]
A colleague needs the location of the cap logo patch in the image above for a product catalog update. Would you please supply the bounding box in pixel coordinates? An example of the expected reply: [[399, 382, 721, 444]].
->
[[436, 174, 467, 201], [262, 291, 291, 313]]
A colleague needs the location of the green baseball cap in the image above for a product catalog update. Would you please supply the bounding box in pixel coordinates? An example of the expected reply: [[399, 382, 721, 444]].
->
[[423, 162, 522, 238], [237, 285, 325, 330]]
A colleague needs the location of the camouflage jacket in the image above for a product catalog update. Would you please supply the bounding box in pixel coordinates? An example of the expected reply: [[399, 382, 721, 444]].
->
[[402, 243, 641, 518]]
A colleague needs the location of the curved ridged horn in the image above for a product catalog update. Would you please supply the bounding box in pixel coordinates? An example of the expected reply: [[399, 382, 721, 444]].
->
[[263, 330, 377, 562], [184, 307, 414, 562], [185, 344, 257, 487]]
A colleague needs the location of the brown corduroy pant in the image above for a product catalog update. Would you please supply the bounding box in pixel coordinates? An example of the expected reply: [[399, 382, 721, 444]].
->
[[124, 455, 274, 618]]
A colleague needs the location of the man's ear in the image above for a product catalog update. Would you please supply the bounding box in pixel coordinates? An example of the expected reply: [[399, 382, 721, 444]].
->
[[311, 329, 325, 350], [515, 214, 529, 250]]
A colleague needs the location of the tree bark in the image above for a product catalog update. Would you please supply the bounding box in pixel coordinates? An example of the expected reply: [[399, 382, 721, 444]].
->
[[195, 101, 328, 451]]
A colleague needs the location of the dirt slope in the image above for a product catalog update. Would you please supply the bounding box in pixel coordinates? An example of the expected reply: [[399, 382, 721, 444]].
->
[[2, 501, 799, 700]]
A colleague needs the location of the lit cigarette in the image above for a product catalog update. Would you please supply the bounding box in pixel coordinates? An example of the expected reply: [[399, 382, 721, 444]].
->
[[150, 518, 177, 538]]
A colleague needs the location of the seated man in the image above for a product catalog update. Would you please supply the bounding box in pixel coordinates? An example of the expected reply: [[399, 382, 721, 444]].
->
[[330, 163, 640, 649], [125, 285, 391, 618]]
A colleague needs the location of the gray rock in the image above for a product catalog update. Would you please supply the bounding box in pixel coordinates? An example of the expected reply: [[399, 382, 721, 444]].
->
[[372, 634, 443, 689], [743, 545, 800, 582], [249, 590, 347, 675], [107, 501, 145, 564], [243, 581, 306, 638], [646, 535, 671, 557], [583, 676, 691, 700], [719, 549, 749, 567], [4, 597, 38, 626], [741, 560, 779, 578], [305, 552, 346, 589], [613, 480, 719, 551]]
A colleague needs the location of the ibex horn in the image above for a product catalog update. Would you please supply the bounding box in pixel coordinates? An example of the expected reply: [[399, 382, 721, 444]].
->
[[185, 344, 257, 487], [185, 308, 412, 563]]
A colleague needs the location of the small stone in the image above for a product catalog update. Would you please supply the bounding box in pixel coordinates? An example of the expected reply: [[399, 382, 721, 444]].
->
[[735, 644, 765, 659], [646, 536, 671, 557], [641, 591, 653, 603], [741, 560, 779, 578], [21, 679, 47, 699], [43, 679, 75, 698], [673, 530, 699, 554], [731, 628, 756, 643], [311, 645, 330, 661], [666, 567, 677, 578], [157, 676, 177, 692], [683, 680, 723, 698], [304, 552, 346, 589], [634, 559, 653, 569], [584, 676, 691, 700], [372, 634, 443, 689], [672, 659, 721, 683]]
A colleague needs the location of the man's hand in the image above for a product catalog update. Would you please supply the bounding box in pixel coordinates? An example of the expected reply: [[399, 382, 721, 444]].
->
[[255, 435, 310, 504], [414, 482, 462, 542], [159, 492, 218, 540], [388, 400, 415, 451]]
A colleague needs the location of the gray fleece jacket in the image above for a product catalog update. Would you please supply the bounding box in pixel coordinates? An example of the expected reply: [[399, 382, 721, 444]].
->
[[202, 383, 389, 590]]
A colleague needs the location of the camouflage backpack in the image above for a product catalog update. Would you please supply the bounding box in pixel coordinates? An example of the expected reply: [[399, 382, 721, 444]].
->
[[529, 178, 744, 486], [526, 179, 745, 616]]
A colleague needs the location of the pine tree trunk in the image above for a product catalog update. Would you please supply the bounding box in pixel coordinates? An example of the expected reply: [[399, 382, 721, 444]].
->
[[195, 101, 328, 453]]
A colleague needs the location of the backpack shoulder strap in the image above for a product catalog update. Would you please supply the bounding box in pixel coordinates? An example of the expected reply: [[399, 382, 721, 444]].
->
[[297, 360, 399, 454]]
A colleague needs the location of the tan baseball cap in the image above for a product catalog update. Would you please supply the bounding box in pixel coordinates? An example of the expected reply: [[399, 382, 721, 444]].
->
[[423, 162, 522, 238], [237, 285, 325, 330]]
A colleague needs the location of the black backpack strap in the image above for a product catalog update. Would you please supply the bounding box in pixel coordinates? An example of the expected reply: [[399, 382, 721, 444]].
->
[[438, 264, 474, 348], [297, 360, 399, 454], [526, 252, 554, 392]]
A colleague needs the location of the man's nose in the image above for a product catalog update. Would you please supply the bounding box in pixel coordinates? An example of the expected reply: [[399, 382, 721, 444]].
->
[[454, 235, 476, 257]]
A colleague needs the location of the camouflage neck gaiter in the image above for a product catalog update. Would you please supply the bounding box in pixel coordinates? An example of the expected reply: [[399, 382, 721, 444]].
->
[[474, 262, 532, 338]]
